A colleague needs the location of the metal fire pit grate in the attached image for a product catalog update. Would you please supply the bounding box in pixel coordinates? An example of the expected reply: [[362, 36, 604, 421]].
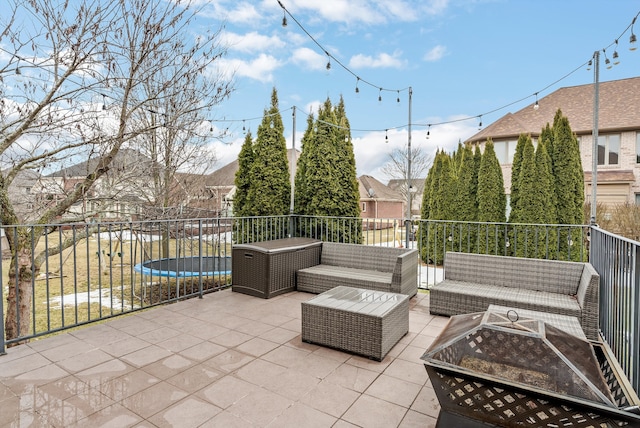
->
[[422, 310, 640, 427]]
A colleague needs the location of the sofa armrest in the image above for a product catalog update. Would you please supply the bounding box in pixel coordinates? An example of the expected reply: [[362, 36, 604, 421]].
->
[[392, 249, 418, 297], [576, 262, 600, 341]]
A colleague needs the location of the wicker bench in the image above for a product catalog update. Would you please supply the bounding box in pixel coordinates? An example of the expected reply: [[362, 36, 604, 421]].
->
[[429, 252, 600, 341], [301, 286, 409, 361], [297, 242, 419, 297]]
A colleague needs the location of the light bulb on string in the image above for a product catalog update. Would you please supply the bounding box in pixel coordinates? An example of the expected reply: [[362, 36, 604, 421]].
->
[[378, 88, 382, 102], [396, 90, 400, 103], [102, 94, 106, 110], [355, 77, 360, 94], [603, 49, 612, 69], [242, 120, 246, 133], [533, 93, 539, 110], [385, 129, 388, 143], [630, 17, 637, 51], [587, 59, 593, 71], [282, 12, 287, 27], [478, 116, 482, 130], [426, 125, 430, 139], [613, 40, 620, 65]]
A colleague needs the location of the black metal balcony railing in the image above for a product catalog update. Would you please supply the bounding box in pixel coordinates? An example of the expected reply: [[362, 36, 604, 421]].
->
[[0, 215, 637, 395]]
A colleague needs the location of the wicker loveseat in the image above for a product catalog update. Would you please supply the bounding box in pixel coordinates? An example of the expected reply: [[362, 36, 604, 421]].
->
[[429, 251, 600, 341], [297, 242, 419, 297]]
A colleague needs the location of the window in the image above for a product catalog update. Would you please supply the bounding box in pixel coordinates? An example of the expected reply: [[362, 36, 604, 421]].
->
[[597, 134, 620, 165], [493, 140, 533, 165], [636, 193, 640, 206], [636, 133, 640, 164], [361, 202, 366, 212]]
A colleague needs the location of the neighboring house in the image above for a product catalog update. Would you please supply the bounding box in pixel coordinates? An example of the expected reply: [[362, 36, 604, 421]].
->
[[2, 169, 40, 222], [359, 175, 404, 219], [466, 76, 640, 206], [43, 149, 156, 220], [387, 178, 425, 217]]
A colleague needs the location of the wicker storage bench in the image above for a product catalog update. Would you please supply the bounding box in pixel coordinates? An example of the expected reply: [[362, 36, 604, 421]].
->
[[297, 242, 418, 297], [429, 252, 600, 341], [301, 286, 409, 361], [232, 238, 321, 298]]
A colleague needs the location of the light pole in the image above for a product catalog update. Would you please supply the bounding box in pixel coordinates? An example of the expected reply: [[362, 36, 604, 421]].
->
[[405, 86, 413, 248], [590, 51, 599, 226]]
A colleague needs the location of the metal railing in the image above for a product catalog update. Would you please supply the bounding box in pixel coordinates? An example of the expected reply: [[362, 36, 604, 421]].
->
[[589, 226, 640, 394], [1, 215, 637, 397]]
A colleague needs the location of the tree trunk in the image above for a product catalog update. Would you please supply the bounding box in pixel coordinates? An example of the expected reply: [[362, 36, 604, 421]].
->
[[4, 248, 36, 344]]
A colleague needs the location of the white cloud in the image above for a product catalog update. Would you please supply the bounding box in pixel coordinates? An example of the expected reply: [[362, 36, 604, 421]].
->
[[292, 47, 326, 71], [215, 54, 282, 82], [353, 118, 478, 178], [424, 45, 447, 62], [222, 31, 285, 53], [349, 51, 406, 69]]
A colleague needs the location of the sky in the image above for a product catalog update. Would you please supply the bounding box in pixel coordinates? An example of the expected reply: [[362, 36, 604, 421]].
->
[[192, 0, 640, 181]]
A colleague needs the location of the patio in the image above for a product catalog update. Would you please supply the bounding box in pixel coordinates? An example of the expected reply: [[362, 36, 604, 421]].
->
[[0, 288, 447, 427]]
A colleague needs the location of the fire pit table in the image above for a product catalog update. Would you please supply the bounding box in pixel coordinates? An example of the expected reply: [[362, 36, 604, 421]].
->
[[421, 309, 640, 427]]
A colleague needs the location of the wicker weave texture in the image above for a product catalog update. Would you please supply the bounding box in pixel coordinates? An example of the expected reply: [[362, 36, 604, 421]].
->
[[232, 238, 321, 298], [301, 286, 409, 361], [297, 242, 419, 297], [429, 252, 600, 341]]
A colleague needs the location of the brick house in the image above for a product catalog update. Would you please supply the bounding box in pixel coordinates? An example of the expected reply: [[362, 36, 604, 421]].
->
[[465, 76, 640, 206]]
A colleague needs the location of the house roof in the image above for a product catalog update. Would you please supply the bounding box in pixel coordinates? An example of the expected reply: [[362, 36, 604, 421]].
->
[[206, 148, 300, 187], [466, 76, 640, 143], [46, 149, 154, 178], [387, 178, 426, 194], [358, 175, 403, 201]]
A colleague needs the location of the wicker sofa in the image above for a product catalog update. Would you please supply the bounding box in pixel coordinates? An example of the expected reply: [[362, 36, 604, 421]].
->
[[429, 252, 600, 341], [296, 242, 419, 297]]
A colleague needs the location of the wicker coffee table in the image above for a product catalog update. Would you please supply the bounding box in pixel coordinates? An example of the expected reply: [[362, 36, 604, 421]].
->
[[301, 286, 409, 361]]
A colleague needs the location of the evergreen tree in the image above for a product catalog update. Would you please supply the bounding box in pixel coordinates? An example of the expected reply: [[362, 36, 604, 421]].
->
[[296, 98, 361, 242], [233, 130, 254, 218], [333, 99, 361, 217], [508, 133, 528, 223], [532, 138, 557, 258], [550, 109, 585, 260], [244, 88, 291, 240], [454, 144, 479, 252], [293, 114, 315, 215], [477, 140, 506, 253], [513, 135, 537, 256]]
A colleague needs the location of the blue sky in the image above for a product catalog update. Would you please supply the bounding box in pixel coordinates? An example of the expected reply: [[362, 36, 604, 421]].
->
[[195, 0, 640, 180]]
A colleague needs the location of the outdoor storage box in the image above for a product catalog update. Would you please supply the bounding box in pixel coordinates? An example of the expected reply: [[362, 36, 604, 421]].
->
[[232, 237, 321, 298]]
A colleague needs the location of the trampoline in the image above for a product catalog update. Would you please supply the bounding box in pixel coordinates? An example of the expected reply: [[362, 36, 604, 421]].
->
[[134, 256, 232, 278]]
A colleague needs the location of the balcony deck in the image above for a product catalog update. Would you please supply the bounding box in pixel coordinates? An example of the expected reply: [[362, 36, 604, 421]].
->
[[0, 288, 447, 427]]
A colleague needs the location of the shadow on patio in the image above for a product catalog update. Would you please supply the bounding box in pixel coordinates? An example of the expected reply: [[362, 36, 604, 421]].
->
[[0, 288, 447, 427]]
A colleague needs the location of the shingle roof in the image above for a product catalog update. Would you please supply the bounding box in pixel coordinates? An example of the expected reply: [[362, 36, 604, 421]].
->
[[358, 175, 403, 200], [466, 76, 640, 143], [206, 148, 300, 187]]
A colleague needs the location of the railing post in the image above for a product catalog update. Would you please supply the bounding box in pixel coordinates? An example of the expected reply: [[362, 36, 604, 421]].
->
[[0, 233, 5, 355], [198, 219, 203, 299]]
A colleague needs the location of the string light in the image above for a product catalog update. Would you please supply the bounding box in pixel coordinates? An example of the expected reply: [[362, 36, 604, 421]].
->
[[533, 93, 539, 110], [631, 17, 637, 50], [478, 115, 482, 130], [385, 129, 388, 143], [426, 125, 430, 139], [355, 77, 360, 94], [102, 94, 106, 110], [603, 48, 612, 69], [396, 90, 400, 103], [613, 40, 620, 65], [378, 88, 382, 102]]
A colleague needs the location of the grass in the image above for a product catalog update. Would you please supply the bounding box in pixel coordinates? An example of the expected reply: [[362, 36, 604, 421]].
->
[[2, 229, 232, 338]]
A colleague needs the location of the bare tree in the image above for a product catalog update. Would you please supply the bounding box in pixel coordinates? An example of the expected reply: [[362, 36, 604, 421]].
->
[[381, 145, 432, 214], [0, 0, 232, 342]]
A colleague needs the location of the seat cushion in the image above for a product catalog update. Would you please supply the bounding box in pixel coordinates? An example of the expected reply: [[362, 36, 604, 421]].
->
[[297, 264, 393, 294]]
